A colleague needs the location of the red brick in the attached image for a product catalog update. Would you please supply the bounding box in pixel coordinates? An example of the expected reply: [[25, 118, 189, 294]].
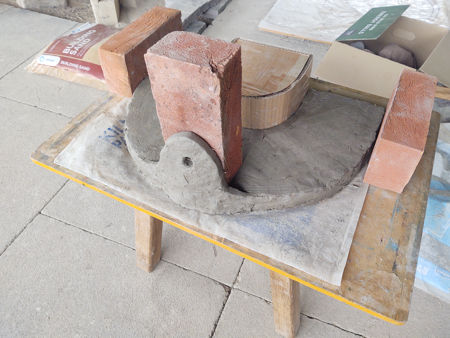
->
[[99, 7, 181, 97], [145, 31, 242, 182], [363, 69, 437, 193]]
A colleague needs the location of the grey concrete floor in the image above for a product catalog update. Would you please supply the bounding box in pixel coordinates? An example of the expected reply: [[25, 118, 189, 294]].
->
[[0, 2, 449, 337]]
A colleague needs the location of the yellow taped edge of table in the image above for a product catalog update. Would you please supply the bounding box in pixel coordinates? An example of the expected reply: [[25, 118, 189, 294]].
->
[[32, 158, 404, 326]]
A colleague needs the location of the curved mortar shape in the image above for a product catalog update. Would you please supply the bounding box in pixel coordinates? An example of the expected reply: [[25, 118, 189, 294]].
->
[[125, 79, 385, 214]]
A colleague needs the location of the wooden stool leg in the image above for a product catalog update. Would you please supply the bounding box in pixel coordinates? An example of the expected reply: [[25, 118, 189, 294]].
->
[[270, 271, 301, 338], [135, 209, 163, 272]]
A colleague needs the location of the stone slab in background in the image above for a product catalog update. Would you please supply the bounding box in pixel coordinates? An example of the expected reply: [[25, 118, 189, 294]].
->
[[120, 0, 222, 28], [5, 0, 229, 27], [210, 0, 231, 15], [185, 20, 207, 34], [90, 0, 119, 25], [17, 0, 67, 9], [165, 0, 220, 28]]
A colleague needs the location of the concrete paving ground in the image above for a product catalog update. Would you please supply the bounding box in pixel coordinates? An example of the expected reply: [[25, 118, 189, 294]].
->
[[0, 2, 449, 337]]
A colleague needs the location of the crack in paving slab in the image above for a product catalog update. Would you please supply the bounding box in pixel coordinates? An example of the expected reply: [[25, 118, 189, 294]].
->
[[0, 180, 68, 256], [210, 258, 244, 337]]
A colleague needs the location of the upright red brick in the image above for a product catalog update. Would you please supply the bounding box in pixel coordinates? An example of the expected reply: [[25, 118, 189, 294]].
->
[[99, 6, 181, 97], [145, 31, 242, 182], [363, 69, 437, 193]]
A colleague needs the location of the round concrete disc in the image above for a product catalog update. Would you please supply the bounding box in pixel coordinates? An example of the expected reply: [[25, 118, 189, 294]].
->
[[232, 90, 384, 195], [125, 79, 384, 199]]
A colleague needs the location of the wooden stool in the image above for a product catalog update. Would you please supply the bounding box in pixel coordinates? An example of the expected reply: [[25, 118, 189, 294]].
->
[[135, 209, 301, 337], [32, 79, 440, 337]]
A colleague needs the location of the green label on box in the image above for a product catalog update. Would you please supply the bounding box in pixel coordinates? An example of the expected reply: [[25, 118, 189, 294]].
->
[[337, 5, 410, 41]]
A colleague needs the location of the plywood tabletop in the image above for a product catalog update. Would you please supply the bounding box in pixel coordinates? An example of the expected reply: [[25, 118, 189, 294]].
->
[[31, 81, 439, 325]]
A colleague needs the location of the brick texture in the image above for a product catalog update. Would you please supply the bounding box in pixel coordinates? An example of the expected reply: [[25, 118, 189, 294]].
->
[[145, 31, 242, 182], [99, 6, 181, 97], [363, 69, 437, 193]]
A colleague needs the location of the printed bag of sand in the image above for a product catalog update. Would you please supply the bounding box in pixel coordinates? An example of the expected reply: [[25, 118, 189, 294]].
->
[[27, 23, 118, 90]]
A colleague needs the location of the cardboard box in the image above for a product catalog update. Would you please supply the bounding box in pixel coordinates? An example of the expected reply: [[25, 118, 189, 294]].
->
[[316, 5, 450, 99]]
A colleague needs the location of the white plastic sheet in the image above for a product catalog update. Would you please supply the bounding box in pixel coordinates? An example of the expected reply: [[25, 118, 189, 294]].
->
[[54, 98, 368, 286], [259, 0, 450, 42]]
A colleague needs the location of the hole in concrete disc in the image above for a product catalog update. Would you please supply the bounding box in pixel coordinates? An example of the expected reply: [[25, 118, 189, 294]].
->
[[182, 157, 193, 167]]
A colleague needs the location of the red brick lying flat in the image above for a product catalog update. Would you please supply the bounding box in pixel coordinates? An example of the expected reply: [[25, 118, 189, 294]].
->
[[145, 31, 242, 182], [364, 69, 437, 193], [99, 6, 181, 97]]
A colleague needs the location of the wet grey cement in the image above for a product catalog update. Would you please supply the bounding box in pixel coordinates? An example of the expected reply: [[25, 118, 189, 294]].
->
[[125, 79, 384, 214]]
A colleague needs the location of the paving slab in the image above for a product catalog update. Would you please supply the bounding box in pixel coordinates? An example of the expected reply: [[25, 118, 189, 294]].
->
[[214, 289, 356, 337], [0, 7, 75, 78], [0, 97, 68, 253], [302, 286, 450, 337], [0, 214, 227, 336], [204, 0, 329, 75], [42, 181, 134, 244], [42, 181, 243, 285], [0, 4, 12, 13], [0, 58, 108, 118], [235, 258, 272, 301], [160, 219, 243, 286], [235, 259, 450, 337]]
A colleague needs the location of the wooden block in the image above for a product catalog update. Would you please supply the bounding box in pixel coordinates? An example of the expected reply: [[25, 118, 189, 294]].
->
[[364, 69, 437, 193], [98, 7, 181, 96], [236, 39, 312, 129], [99, 7, 181, 97], [90, 0, 120, 26], [135, 209, 163, 272], [270, 271, 301, 338], [145, 31, 242, 181]]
